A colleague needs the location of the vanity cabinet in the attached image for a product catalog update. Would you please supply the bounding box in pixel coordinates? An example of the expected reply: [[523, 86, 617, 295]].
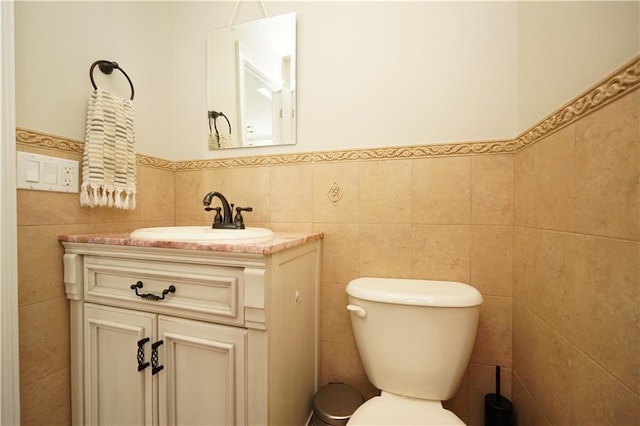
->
[[61, 235, 321, 426], [83, 304, 247, 425]]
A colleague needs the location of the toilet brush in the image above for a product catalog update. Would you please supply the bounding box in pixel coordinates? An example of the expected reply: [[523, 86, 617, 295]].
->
[[495, 365, 501, 400], [484, 365, 513, 426]]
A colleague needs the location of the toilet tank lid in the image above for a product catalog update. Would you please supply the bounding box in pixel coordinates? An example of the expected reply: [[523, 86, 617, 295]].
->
[[347, 278, 483, 307]]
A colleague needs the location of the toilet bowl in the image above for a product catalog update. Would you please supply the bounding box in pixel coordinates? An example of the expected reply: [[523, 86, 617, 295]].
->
[[345, 278, 483, 425], [348, 392, 463, 425]]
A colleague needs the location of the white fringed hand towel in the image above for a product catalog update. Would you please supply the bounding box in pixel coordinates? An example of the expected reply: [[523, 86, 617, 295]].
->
[[218, 134, 233, 148], [81, 88, 137, 209]]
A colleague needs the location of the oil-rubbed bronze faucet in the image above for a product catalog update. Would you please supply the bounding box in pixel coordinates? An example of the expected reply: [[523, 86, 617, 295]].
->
[[202, 191, 252, 229]]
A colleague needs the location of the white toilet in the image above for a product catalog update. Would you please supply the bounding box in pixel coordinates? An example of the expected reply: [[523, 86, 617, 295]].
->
[[345, 277, 483, 425]]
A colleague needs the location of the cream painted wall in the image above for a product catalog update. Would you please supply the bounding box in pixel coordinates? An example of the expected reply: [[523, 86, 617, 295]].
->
[[517, 1, 640, 133], [15, 1, 180, 160], [292, 1, 517, 155], [15, 1, 517, 161]]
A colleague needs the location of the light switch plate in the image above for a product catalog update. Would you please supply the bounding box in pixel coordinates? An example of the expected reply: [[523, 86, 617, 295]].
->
[[17, 151, 79, 193]]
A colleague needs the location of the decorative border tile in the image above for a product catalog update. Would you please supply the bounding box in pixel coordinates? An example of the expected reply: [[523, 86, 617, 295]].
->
[[516, 56, 640, 150], [16, 55, 639, 169], [16, 128, 84, 155], [16, 127, 515, 171], [16, 128, 175, 170], [174, 139, 516, 170], [136, 155, 176, 170]]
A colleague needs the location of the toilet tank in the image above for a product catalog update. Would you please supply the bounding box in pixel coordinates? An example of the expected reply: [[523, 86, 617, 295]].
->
[[346, 278, 482, 401]]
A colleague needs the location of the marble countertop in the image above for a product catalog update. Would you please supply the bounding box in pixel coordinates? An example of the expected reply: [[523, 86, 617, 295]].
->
[[59, 231, 324, 255]]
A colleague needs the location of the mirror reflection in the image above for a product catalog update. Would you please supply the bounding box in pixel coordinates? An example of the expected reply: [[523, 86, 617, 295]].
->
[[207, 12, 296, 149]]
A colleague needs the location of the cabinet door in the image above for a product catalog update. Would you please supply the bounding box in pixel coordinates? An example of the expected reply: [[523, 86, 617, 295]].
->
[[157, 315, 247, 426], [84, 304, 156, 426]]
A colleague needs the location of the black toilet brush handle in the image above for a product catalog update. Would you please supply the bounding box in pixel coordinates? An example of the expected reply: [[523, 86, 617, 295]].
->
[[495, 365, 501, 400]]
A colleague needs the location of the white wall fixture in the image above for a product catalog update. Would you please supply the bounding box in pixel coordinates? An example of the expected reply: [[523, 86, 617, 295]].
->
[[17, 151, 79, 193]]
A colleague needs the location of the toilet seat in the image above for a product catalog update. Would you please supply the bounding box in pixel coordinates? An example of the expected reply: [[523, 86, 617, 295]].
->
[[347, 392, 465, 426]]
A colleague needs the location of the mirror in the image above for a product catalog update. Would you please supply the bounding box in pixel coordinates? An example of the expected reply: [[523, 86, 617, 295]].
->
[[207, 12, 296, 149]]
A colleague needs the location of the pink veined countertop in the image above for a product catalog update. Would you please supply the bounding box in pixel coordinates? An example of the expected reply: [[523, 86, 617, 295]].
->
[[59, 231, 324, 256]]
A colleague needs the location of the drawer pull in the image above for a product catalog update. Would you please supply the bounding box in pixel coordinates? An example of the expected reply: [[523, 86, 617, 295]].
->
[[151, 340, 164, 375], [136, 337, 150, 371], [130, 281, 176, 301]]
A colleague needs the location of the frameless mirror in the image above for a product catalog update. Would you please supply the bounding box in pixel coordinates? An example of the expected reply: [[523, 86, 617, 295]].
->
[[207, 12, 296, 149]]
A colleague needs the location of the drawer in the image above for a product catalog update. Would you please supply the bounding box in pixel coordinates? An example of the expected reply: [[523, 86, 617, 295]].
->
[[83, 256, 244, 326]]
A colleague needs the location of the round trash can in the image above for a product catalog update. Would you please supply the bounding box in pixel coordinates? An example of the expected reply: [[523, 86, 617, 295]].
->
[[311, 382, 364, 426]]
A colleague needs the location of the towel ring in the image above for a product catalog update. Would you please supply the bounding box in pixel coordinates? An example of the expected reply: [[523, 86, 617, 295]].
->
[[208, 111, 232, 143], [89, 60, 135, 100]]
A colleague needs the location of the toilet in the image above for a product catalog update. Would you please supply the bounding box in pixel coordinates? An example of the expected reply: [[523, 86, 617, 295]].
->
[[345, 277, 483, 425]]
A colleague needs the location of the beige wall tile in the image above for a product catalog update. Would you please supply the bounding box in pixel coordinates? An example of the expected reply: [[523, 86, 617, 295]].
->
[[412, 224, 470, 282], [512, 372, 551, 426], [19, 297, 70, 387], [20, 367, 70, 426], [312, 161, 360, 224], [513, 226, 536, 306], [271, 221, 312, 233], [571, 350, 640, 425], [572, 235, 640, 393], [530, 230, 574, 338], [319, 282, 352, 345], [318, 223, 361, 284], [87, 199, 141, 224], [230, 166, 271, 223], [270, 164, 313, 223], [471, 296, 512, 368], [137, 165, 175, 222], [574, 90, 640, 241], [412, 156, 471, 224], [531, 126, 575, 232], [513, 145, 536, 227], [470, 225, 513, 296], [513, 89, 640, 425], [471, 154, 513, 225], [17, 189, 89, 227], [18, 224, 87, 306], [360, 160, 412, 224], [359, 224, 412, 278], [513, 302, 573, 426]]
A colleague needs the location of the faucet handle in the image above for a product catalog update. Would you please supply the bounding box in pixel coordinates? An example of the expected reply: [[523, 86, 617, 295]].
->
[[233, 207, 253, 229], [205, 206, 223, 224]]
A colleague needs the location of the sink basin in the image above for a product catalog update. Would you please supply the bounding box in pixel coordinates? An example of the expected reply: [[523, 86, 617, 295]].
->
[[130, 226, 274, 243]]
